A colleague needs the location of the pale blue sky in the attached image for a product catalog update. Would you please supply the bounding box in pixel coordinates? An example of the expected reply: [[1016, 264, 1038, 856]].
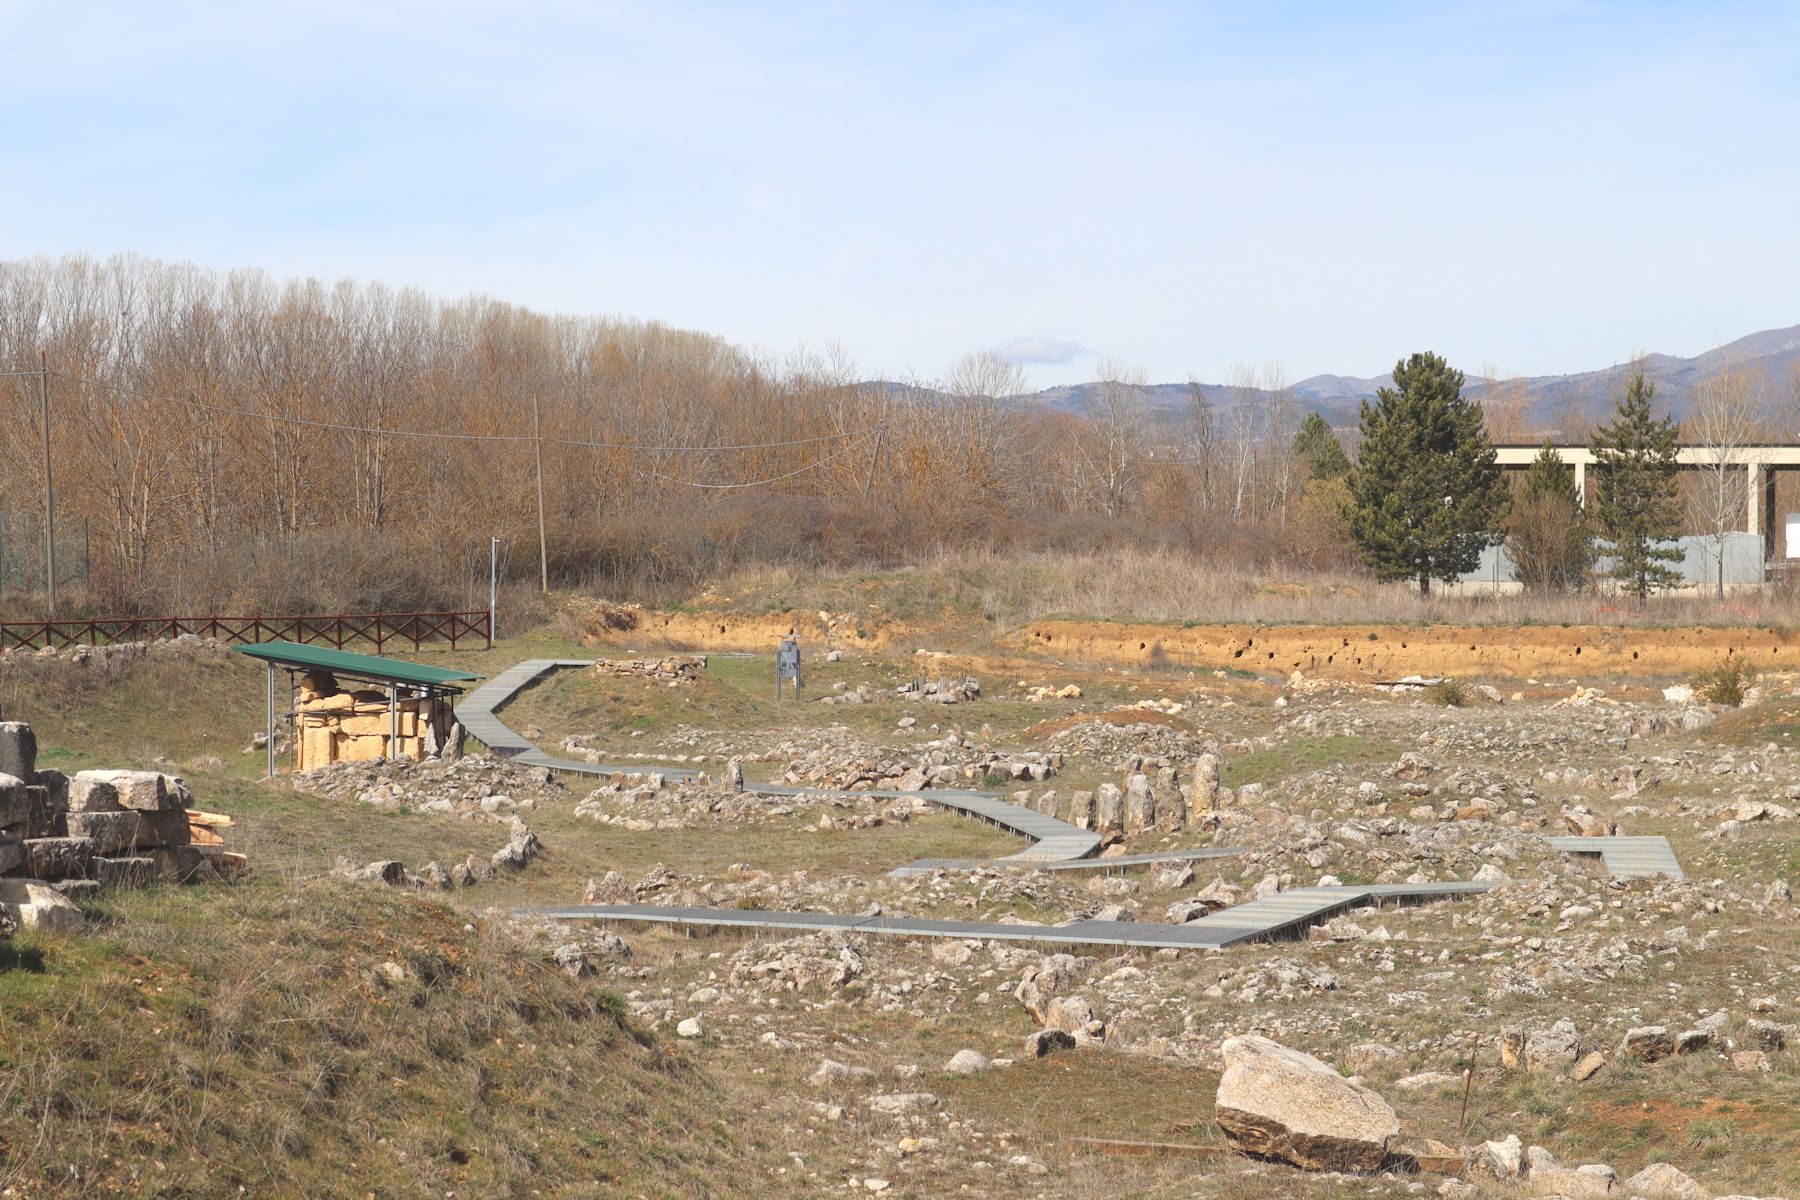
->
[[3, 1, 1796, 387]]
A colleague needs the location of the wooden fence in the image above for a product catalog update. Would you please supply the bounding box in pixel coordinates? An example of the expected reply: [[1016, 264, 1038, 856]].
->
[[0, 610, 492, 653]]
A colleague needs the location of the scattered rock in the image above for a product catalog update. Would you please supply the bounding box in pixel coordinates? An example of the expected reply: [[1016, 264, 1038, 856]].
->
[[1214, 1035, 1399, 1173]]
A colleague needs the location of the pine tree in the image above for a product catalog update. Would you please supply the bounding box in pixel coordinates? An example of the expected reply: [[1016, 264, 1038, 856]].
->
[[1505, 442, 1591, 592], [1292, 412, 1350, 480], [1589, 367, 1682, 603], [1346, 352, 1507, 596]]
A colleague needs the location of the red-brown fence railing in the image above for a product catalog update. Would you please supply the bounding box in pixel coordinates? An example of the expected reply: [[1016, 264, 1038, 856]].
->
[[0, 610, 492, 653]]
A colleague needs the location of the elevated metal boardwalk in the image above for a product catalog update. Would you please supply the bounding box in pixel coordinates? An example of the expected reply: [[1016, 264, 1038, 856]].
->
[[523, 882, 1496, 951], [1040, 846, 1248, 872], [1546, 836, 1684, 880], [454, 658, 1102, 866]]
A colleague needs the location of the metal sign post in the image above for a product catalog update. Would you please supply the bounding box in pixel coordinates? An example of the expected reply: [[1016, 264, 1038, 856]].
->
[[775, 637, 802, 701], [489, 537, 500, 644]]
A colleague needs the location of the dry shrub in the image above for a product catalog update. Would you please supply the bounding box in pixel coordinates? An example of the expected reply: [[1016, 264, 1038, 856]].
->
[[1694, 652, 1754, 706]]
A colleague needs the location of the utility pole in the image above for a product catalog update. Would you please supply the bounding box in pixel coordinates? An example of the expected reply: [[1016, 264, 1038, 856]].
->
[[38, 351, 57, 618], [531, 393, 548, 593]]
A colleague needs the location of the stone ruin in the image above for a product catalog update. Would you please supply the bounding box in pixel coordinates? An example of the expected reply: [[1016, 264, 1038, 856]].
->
[[0, 721, 243, 938], [293, 669, 455, 770], [592, 655, 707, 683]]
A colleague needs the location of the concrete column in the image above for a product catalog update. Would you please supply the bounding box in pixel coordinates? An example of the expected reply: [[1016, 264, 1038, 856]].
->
[[1748, 462, 1762, 536], [1574, 460, 1587, 508]]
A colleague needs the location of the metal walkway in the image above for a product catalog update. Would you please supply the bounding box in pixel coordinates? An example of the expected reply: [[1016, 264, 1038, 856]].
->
[[1545, 836, 1685, 881], [523, 882, 1497, 952], [1040, 846, 1248, 872], [454, 658, 1103, 866]]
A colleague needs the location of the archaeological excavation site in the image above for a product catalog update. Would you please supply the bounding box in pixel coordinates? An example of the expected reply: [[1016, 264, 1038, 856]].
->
[[1, 606, 1794, 1200]]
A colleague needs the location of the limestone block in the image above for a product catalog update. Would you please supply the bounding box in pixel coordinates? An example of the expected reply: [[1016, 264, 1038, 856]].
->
[[132, 809, 192, 849], [94, 856, 156, 889], [24, 836, 94, 881], [1094, 783, 1123, 834], [1153, 766, 1186, 833], [76, 770, 173, 812], [67, 773, 122, 813], [1123, 774, 1155, 836], [1066, 791, 1095, 831], [32, 768, 69, 815], [65, 811, 146, 855], [144, 845, 206, 882], [0, 721, 37, 782], [0, 774, 30, 828], [0, 835, 22, 875], [0, 878, 85, 934]]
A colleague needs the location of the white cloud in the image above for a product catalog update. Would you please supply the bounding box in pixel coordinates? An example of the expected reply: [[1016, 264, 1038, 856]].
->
[[995, 336, 1090, 366]]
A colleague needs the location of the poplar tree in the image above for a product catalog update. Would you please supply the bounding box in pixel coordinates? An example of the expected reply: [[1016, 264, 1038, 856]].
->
[[1347, 352, 1506, 595], [1505, 442, 1591, 591], [1590, 367, 1683, 603]]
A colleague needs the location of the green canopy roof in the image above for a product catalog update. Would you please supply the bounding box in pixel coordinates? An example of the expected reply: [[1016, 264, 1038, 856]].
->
[[233, 640, 482, 688]]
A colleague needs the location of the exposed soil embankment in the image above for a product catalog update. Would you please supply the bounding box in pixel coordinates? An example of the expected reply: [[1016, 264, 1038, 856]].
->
[[1012, 619, 1800, 681], [593, 606, 899, 653]]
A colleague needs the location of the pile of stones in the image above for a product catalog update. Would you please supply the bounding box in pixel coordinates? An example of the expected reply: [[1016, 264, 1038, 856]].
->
[[896, 675, 981, 704], [298, 754, 563, 820], [592, 654, 705, 683], [2, 721, 227, 937]]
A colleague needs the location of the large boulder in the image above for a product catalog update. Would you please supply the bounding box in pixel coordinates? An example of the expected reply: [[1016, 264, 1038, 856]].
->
[[1623, 1162, 1710, 1199], [1215, 1035, 1399, 1172]]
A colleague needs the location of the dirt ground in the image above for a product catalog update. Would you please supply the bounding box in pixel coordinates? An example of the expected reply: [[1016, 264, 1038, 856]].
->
[[1013, 619, 1800, 681]]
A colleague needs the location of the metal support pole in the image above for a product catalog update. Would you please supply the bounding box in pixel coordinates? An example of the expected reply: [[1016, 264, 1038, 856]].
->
[[265, 662, 276, 780], [489, 536, 500, 645], [38, 351, 56, 617]]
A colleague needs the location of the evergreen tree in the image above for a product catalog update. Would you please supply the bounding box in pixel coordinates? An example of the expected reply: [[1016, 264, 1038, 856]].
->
[[1292, 411, 1350, 480], [1589, 368, 1683, 603], [1346, 352, 1507, 596], [1505, 442, 1591, 592]]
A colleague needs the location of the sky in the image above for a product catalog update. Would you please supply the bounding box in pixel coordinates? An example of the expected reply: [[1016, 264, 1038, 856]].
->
[[3, 1, 1798, 389]]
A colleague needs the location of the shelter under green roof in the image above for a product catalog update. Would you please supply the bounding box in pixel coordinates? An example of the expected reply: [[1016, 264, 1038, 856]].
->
[[233, 640, 481, 688], [235, 641, 482, 779]]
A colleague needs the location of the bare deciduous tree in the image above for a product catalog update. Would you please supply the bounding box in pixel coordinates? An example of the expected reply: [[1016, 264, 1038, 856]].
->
[[1686, 356, 1768, 597]]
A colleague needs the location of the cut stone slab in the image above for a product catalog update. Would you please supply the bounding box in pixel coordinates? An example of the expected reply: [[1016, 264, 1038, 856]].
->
[[1215, 1034, 1399, 1173], [74, 770, 173, 812], [0, 878, 86, 934], [67, 773, 123, 814], [0, 835, 22, 875], [94, 857, 157, 889], [23, 836, 95, 881], [0, 722, 36, 782], [66, 808, 189, 854], [144, 845, 207, 882], [65, 811, 146, 855], [0, 774, 30, 828]]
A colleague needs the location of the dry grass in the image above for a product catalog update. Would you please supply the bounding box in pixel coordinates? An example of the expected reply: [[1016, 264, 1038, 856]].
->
[[706, 547, 1800, 630], [0, 878, 749, 1197]]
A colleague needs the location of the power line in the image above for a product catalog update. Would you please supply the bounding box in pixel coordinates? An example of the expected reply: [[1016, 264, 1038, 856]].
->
[[54, 371, 880, 453], [639, 429, 881, 490]]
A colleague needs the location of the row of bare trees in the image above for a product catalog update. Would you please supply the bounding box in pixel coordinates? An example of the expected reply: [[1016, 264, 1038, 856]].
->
[[5, 254, 1795, 617], [1, 256, 1335, 616]]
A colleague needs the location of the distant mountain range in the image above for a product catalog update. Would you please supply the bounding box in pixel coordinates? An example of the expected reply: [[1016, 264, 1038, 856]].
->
[[1011, 322, 1800, 438]]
